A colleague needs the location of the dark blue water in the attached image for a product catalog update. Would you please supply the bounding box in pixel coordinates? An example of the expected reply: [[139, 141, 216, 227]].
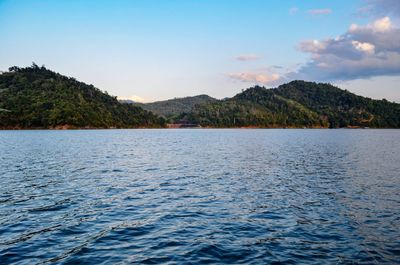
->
[[0, 129, 399, 264]]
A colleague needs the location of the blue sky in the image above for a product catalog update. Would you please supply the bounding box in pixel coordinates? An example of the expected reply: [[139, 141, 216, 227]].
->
[[1, 0, 399, 102]]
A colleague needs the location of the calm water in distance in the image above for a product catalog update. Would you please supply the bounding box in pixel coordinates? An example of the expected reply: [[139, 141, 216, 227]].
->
[[0, 129, 399, 264]]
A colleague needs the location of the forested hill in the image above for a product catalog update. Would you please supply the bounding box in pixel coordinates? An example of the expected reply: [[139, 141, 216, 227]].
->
[[0, 64, 165, 129], [275, 81, 400, 128], [1, 65, 398, 129], [177, 81, 400, 128], [131, 95, 217, 122]]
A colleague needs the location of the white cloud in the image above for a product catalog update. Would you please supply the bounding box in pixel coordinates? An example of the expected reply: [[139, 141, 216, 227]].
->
[[372, 16, 392, 31], [228, 72, 281, 85], [235, 54, 261, 61], [352, 41, 375, 54], [349, 16, 391, 33], [347, 17, 400, 53], [307, 9, 332, 15], [287, 16, 400, 82], [299, 40, 326, 53]]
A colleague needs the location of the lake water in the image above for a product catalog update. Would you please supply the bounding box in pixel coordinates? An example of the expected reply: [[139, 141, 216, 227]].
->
[[0, 129, 399, 264]]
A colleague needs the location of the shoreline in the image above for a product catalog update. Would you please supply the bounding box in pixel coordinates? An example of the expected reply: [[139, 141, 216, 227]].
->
[[0, 126, 397, 130]]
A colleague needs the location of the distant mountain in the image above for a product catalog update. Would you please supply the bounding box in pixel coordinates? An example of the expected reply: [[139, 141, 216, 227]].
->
[[177, 81, 400, 128], [0, 64, 165, 129], [136, 95, 217, 121]]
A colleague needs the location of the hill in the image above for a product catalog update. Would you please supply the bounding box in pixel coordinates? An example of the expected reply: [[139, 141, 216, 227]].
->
[[177, 81, 400, 128], [1, 65, 398, 129], [0, 64, 165, 129], [275, 81, 400, 128], [133, 95, 217, 122]]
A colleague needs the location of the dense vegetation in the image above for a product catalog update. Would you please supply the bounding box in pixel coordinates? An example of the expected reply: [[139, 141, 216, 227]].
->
[[275, 81, 400, 128], [172, 82, 400, 128], [1, 64, 399, 129], [0, 64, 165, 129], [131, 95, 216, 122]]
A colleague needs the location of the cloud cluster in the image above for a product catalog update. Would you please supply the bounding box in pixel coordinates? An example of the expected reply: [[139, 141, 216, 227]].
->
[[228, 72, 280, 86], [235, 54, 261, 61], [292, 16, 400, 81], [228, 2, 400, 87]]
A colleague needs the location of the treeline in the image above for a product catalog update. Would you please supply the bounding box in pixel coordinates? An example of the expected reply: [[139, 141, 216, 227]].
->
[[2, 64, 399, 129], [275, 81, 400, 128], [162, 82, 400, 128]]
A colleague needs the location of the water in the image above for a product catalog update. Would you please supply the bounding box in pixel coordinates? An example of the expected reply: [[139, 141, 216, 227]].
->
[[0, 129, 399, 264]]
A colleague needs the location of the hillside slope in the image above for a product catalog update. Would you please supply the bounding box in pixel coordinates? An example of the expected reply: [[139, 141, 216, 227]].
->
[[178, 82, 400, 128], [0, 64, 165, 129], [1, 65, 398, 129], [275, 81, 400, 128]]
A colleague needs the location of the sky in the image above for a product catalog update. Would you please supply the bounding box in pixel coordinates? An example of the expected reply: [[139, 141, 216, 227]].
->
[[0, 0, 399, 102]]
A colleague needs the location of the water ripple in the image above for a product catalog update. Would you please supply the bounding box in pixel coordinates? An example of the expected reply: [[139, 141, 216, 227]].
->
[[0, 129, 399, 264]]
